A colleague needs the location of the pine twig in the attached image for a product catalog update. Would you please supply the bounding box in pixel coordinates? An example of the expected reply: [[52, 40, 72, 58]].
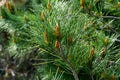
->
[[100, 16, 120, 19], [91, 14, 120, 20], [115, 39, 120, 42], [57, 44, 79, 80]]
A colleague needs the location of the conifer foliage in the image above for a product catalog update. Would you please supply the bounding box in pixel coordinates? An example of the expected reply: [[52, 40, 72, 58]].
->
[[0, 0, 120, 80]]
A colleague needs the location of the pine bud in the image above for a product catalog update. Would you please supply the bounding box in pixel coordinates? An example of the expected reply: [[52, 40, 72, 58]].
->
[[80, 0, 85, 8], [55, 40, 60, 49], [101, 72, 106, 78], [40, 11, 45, 20], [5, 1, 10, 10], [100, 12, 103, 16], [67, 36, 73, 45], [47, 0, 51, 10], [90, 20, 93, 26], [90, 47, 95, 56], [4, 1, 14, 13], [100, 48, 106, 58], [118, 2, 120, 8], [43, 32, 49, 44], [104, 37, 109, 45], [54, 24, 60, 37], [67, 54, 71, 60], [83, 22, 87, 30], [24, 15, 28, 22], [111, 75, 115, 80]]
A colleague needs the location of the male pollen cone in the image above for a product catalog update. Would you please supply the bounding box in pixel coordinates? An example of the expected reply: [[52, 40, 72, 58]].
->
[[111, 75, 115, 80], [90, 47, 95, 56], [55, 40, 60, 49], [43, 32, 49, 44], [104, 37, 109, 45], [67, 36, 72, 45], [47, 0, 51, 10], [54, 24, 60, 37], [5, 1, 11, 11], [80, 0, 85, 8], [41, 11, 45, 20]]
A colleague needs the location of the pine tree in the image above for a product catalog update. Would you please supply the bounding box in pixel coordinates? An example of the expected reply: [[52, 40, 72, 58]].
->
[[0, 0, 120, 80]]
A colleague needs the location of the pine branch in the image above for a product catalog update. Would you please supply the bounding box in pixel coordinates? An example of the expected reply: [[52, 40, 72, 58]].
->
[[57, 44, 79, 80]]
